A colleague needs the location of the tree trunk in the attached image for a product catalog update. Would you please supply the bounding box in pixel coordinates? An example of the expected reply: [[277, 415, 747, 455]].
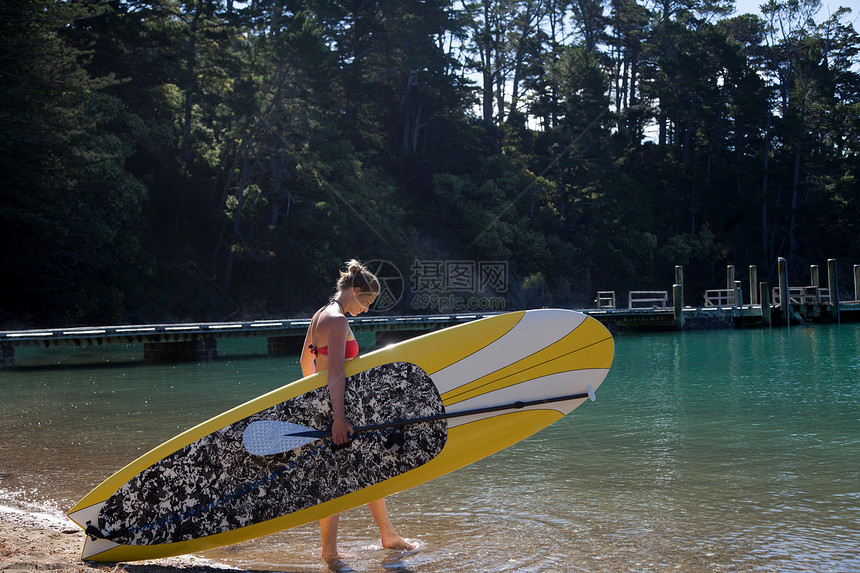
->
[[789, 135, 801, 259], [182, 8, 199, 164], [762, 114, 770, 262]]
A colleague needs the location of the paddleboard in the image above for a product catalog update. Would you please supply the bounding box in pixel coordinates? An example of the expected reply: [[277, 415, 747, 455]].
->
[[67, 308, 614, 562]]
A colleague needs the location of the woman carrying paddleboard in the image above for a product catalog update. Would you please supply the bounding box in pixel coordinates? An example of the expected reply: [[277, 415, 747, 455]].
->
[[299, 259, 414, 559]]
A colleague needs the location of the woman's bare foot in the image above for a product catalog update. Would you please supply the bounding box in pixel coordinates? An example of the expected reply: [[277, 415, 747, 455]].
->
[[368, 498, 414, 551], [381, 533, 415, 551]]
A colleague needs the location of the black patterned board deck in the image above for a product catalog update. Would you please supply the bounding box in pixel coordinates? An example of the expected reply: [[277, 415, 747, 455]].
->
[[81, 362, 446, 550]]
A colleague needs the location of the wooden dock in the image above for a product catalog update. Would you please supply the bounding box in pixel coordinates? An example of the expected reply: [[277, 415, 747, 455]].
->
[[0, 313, 499, 347], [0, 313, 499, 365], [2, 302, 858, 367], [2, 258, 858, 367], [591, 301, 860, 332]]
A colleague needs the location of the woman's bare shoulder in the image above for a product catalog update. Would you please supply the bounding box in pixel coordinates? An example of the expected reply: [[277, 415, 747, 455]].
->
[[316, 306, 348, 330]]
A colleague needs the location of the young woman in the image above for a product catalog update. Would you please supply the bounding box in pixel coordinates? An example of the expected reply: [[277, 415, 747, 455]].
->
[[299, 259, 414, 560]]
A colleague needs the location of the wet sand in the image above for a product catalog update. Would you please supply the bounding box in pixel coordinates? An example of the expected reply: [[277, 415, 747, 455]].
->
[[0, 506, 242, 573]]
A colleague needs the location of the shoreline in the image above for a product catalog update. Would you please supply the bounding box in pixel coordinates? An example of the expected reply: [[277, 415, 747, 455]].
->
[[0, 505, 242, 573]]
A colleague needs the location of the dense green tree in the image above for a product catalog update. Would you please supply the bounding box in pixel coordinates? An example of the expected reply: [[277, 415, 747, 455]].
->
[[757, 0, 859, 269], [0, 0, 151, 325], [608, 0, 650, 142], [1, 0, 858, 326]]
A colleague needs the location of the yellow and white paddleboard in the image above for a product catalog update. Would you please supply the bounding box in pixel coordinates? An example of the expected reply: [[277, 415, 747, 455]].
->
[[67, 309, 613, 562]]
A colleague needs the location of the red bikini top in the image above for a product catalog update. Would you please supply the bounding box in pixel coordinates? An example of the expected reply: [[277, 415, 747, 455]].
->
[[308, 339, 359, 359]]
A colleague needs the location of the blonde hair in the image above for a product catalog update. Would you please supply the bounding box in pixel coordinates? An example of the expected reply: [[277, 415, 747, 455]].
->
[[337, 259, 380, 294]]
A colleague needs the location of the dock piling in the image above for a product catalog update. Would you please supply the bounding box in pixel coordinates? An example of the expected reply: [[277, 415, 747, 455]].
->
[[854, 265, 859, 302], [267, 336, 305, 356], [749, 265, 758, 305], [778, 258, 789, 330], [0, 344, 13, 367], [727, 265, 736, 301], [811, 265, 819, 303], [778, 258, 788, 309], [760, 282, 771, 327], [675, 266, 685, 308], [143, 338, 217, 363], [673, 284, 684, 328], [828, 259, 840, 323]]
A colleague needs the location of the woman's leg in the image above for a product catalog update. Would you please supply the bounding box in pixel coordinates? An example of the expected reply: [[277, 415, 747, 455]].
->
[[367, 498, 414, 550], [320, 514, 340, 559]]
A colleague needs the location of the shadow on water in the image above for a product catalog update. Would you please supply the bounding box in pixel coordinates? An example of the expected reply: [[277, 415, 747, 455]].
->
[[100, 554, 418, 573], [7, 359, 153, 373], [7, 351, 282, 372], [119, 565, 274, 573]]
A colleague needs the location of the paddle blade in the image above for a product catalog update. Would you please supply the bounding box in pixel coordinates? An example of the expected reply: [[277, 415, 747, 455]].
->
[[243, 420, 325, 456]]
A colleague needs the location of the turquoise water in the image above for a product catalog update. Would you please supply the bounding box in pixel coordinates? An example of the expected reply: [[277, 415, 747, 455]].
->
[[1, 325, 859, 572]]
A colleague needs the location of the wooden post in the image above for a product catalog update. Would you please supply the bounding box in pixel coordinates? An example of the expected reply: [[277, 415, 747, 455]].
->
[[675, 266, 684, 308], [727, 265, 737, 305], [734, 280, 744, 327], [778, 257, 789, 329], [778, 257, 788, 310], [760, 282, 771, 327], [267, 336, 305, 356], [144, 338, 217, 363], [854, 264, 860, 302], [0, 344, 14, 368], [673, 284, 684, 328], [810, 264, 820, 303], [827, 259, 839, 323], [749, 265, 758, 305]]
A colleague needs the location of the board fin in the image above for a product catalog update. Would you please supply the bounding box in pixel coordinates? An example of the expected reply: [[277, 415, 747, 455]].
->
[[68, 502, 121, 559], [81, 534, 121, 560]]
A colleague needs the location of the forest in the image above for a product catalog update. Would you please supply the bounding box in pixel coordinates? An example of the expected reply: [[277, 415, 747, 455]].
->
[[1, 0, 858, 327]]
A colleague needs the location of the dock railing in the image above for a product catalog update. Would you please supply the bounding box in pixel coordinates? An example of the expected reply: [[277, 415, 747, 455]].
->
[[594, 291, 616, 309], [772, 286, 831, 305], [704, 289, 738, 307], [628, 291, 669, 309]]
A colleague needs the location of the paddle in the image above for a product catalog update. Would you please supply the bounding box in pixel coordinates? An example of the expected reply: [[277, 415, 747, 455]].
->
[[243, 385, 596, 456]]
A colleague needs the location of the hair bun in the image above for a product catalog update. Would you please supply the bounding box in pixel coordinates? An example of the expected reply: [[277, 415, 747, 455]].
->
[[336, 259, 380, 295]]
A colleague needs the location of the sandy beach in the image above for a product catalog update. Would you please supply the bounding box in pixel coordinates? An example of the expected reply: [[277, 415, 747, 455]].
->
[[0, 506, 242, 573]]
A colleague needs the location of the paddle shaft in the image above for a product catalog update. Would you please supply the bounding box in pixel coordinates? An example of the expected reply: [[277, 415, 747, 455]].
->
[[291, 387, 595, 439]]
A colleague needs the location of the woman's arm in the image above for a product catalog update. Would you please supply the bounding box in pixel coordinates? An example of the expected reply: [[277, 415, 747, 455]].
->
[[324, 314, 353, 445]]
